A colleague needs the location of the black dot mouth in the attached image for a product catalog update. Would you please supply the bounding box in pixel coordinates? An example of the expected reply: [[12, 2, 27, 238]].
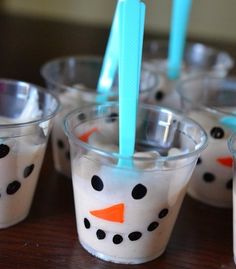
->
[[84, 220, 158, 244], [83, 207, 169, 244]]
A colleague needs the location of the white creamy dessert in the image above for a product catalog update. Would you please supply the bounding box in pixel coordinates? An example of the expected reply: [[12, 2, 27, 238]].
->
[[187, 110, 233, 207], [51, 87, 114, 177], [142, 61, 186, 110], [70, 121, 198, 264]]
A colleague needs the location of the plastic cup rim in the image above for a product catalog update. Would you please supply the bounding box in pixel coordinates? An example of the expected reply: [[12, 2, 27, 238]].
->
[[0, 78, 60, 129], [64, 101, 208, 164]]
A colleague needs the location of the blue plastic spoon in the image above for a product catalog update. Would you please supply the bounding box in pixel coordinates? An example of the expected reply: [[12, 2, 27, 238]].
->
[[97, 1, 120, 98], [118, 0, 145, 167], [220, 116, 236, 132], [167, 0, 192, 80]]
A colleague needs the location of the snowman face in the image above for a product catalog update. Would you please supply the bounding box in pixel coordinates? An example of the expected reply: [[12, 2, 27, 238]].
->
[[71, 152, 193, 262], [74, 162, 170, 241], [188, 110, 233, 207]]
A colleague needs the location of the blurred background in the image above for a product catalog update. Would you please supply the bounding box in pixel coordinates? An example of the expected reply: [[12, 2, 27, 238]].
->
[[1, 0, 236, 44]]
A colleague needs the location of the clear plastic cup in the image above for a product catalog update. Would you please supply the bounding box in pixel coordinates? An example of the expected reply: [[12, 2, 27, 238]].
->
[[143, 40, 234, 109], [0, 78, 59, 228], [228, 133, 236, 265], [177, 75, 236, 207], [41, 55, 158, 178], [64, 102, 207, 264]]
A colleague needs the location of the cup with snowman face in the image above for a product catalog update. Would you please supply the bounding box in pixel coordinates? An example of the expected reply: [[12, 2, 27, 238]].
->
[[0, 78, 59, 228], [143, 40, 234, 111], [64, 102, 207, 264], [177, 75, 236, 208]]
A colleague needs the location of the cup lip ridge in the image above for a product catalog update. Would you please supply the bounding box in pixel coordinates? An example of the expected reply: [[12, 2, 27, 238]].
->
[[40, 55, 102, 93], [0, 78, 60, 129], [143, 39, 234, 70], [176, 74, 236, 117], [64, 101, 208, 163], [40, 54, 159, 96]]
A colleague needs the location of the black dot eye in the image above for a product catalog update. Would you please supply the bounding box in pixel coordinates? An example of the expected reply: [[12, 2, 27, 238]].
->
[[57, 139, 64, 149], [23, 164, 35, 178], [131, 184, 147, 200], [210, 127, 224, 139], [158, 208, 169, 219], [155, 91, 164, 101], [91, 175, 104, 191], [6, 180, 21, 195], [84, 218, 90, 229], [0, 144, 10, 158], [78, 113, 86, 121], [226, 179, 232, 190], [106, 112, 118, 123], [203, 172, 215, 183]]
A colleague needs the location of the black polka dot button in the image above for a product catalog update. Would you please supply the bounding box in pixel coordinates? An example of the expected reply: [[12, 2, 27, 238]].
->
[[23, 164, 35, 178], [158, 208, 169, 219], [203, 172, 215, 183], [128, 231, 142, 241], [84, 218, 90, 229], [0, 144, 10, 159], [6, 180, 21, 195], [113, 234, 123, 244], [91, 175, 104, 191], [210, 127, 224, 139], [132, 184, 147, 200], [96, 229, 106, 240]]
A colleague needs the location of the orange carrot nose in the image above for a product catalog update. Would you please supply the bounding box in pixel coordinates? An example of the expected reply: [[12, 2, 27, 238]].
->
[[217, 156, 233, 167], [78, 127, 98, 143], [90, 203, 124, 223]]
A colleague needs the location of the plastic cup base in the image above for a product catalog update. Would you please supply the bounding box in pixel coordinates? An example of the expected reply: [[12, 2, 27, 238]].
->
[[0, 212, 29, 229], [80, 239, 165, 264]]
